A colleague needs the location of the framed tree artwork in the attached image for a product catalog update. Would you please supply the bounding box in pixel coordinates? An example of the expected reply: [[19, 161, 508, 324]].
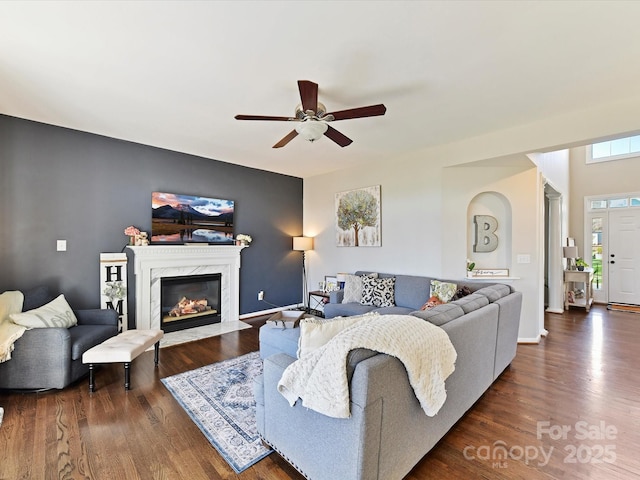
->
[[335, 185, 381, 247]]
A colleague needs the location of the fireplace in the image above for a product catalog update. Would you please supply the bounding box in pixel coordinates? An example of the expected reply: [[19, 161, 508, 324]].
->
[[160, 273, 222, 333], [127, 245, 245, 335]]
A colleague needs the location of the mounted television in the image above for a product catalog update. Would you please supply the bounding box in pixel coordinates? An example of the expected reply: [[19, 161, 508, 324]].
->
[[151, 192, 234, 244]]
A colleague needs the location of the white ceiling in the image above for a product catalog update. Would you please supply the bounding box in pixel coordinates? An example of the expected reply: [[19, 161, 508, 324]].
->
[[2, 1, 640, 178]]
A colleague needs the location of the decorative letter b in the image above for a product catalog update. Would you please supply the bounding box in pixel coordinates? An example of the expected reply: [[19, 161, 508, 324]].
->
[[474, 215, 498, 252]]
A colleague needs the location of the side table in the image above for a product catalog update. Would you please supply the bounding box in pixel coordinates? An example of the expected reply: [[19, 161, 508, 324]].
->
[[308, 290, 330, 317], [564, 268, 594, 312]]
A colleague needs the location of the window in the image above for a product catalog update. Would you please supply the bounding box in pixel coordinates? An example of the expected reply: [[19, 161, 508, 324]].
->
[[609, 198, 629, 208], [591, 217, 603, 290], [588, 134, 640, 163]]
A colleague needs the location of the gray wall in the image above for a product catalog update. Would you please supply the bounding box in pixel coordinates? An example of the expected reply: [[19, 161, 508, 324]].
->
[[0, 114, 303, 321]]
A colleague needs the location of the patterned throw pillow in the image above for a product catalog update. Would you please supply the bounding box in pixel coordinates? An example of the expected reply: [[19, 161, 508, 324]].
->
[[10, 294, 78, 329], [361, 276, 396, 307], [342, 273, 378, 304], [430, 280, 458, 303], [420, 295, 444, 311]]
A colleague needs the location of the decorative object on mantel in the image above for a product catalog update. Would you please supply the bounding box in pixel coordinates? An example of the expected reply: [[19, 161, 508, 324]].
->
[[235, 234, 252, 246], [124, 225, 140, 245], [100, 253, 128, 332]]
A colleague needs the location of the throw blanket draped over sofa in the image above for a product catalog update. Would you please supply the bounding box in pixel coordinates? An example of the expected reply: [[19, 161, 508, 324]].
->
[[278, 314, 457, 418]]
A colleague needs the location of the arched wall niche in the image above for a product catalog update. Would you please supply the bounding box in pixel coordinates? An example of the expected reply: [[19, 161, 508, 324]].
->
[[467, 191, 512, 272]]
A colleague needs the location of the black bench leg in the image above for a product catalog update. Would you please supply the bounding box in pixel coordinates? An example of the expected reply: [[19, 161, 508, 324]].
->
[[124, 362, 131, 390], [154, 341, 160, 366], [89, 364, 95, 392]]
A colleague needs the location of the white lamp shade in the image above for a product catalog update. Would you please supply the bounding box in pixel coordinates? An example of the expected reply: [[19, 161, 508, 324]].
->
[[563, 246, 579, 259], [293, 236, 314, 251]]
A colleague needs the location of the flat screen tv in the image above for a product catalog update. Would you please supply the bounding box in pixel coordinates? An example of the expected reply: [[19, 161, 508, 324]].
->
[[151, 192, 234, 244]]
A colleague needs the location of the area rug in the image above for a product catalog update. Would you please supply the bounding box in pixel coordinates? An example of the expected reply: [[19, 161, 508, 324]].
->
[[161, 351, 272, 473]]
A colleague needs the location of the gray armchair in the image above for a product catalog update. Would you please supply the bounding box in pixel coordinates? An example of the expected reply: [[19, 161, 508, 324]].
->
[[0, 286, 118, 390]]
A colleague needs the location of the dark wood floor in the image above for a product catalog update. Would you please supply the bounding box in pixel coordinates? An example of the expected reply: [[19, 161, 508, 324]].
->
[[1, 305, 639, 479]]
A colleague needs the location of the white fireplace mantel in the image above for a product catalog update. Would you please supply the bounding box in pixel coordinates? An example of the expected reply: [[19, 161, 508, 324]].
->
[[127, 245, 245, 330]]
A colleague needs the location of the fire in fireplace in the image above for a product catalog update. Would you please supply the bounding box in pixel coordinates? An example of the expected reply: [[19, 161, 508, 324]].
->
[[160, 273, 222, 333]]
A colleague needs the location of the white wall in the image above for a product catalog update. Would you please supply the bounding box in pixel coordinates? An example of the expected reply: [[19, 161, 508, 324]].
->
[[569, 146, 640, 257], [441, 161, 543, 341], [304, 94, 640, 343]]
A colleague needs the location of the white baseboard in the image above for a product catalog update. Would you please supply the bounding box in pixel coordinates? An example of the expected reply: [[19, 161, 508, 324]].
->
[[545, 307, 564, 314], [517, 335, 541, 344], [239, 304, 301, 319]]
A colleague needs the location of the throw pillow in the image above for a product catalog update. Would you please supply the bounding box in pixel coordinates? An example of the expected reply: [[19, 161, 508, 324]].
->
[[10, 294, 78, 329], [420, 295, 444, 311], [361, 276, 396, 307], [451, 286, 472, 301], [341, 273, 378, 304], [430, 280, 457, 303], [297, 312, 378, 359]]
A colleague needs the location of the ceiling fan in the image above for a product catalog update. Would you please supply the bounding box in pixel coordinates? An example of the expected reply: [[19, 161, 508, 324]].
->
[[234, 80, 386, 148]]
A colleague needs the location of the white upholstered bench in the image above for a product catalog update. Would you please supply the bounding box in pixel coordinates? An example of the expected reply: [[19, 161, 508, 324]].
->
[[82, 329, 164, 392]]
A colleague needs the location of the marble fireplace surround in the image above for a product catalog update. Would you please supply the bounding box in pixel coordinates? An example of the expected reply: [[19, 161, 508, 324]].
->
[[127, 245, 250, 344]]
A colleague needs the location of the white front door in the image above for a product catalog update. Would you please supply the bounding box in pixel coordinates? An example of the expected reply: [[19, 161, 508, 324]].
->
[[608, 209, 640, 305]]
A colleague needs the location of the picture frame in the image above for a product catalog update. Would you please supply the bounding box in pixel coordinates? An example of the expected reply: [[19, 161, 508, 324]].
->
[[335, 185, 381, 247], [324, 275, 338, 292], [471, 268, 510, 277]]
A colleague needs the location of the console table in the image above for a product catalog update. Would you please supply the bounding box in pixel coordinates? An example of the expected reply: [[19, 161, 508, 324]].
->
[[564, 268, 594, 312]]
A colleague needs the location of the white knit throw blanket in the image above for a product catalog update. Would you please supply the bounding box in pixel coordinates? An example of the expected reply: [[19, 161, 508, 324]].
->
[[0, 291, 26, 363], [277, 314, 457, 419]]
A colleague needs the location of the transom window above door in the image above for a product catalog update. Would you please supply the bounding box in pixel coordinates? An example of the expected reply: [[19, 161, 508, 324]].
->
[[587, 134, 640, 163]]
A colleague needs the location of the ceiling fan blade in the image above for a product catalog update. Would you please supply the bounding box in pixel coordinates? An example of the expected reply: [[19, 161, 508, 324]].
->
[[324, 125, 353, 147], [235, 114, 293, 121], [326, 104, 387, 121], [273, 130, 299, 148], [298, 80, 318, 113]]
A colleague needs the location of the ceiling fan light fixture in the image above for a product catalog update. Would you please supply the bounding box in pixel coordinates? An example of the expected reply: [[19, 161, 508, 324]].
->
[[295, 120, 328, 142]]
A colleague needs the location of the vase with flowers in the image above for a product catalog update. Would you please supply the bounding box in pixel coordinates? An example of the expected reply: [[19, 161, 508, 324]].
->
[[236, 234, 252, 246], [124, 225, 141, 245]]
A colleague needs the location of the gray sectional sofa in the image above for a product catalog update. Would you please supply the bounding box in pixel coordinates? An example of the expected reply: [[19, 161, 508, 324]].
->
[[255, 272, 522, 480]]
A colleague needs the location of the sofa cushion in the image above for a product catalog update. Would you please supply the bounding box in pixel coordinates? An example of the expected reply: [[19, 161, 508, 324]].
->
[[392, 275, 433, 309], [450, 293, 489, 314], [69, 325, 117, 361], [342, 273, 378, 303], [361, 276, 396, 307], [370, 306, 414, 316], [297, 313, 377, 359], [430, 280, 458, 303], [10, 294, 78, 329], [410, 303, 465, 326], [22, 286, 54, 311], [474, 284, 512, 302], [260, 325, 301, 359]]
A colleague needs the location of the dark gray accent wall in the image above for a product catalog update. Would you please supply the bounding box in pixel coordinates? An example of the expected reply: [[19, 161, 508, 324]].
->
[[0, 114, 303, 322]]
